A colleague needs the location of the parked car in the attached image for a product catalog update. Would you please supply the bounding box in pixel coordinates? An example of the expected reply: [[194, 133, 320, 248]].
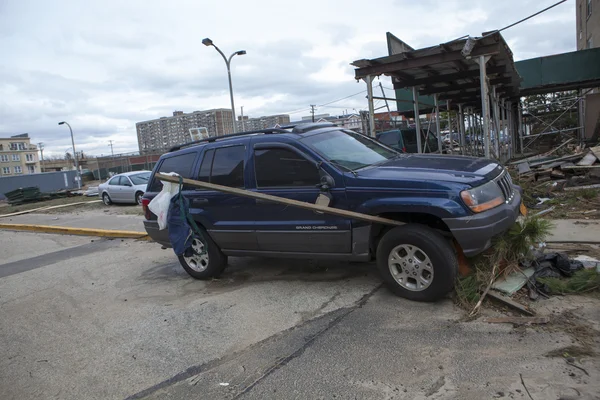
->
[[98, 171, 151, 205], [142, 122, 522, 302], [376, 128, 439, 153]]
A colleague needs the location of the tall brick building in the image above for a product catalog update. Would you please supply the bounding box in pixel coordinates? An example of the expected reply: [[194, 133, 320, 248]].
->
[[136, 108, 235, 154]]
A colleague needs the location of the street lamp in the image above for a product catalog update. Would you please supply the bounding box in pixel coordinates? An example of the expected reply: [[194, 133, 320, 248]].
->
[[58, 121, 81, 189], [202, 37, 246, 133]]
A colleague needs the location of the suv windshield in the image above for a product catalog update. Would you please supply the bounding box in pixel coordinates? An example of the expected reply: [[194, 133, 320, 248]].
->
[[302, 130, 398, 171], [129, 172, 151, 185]]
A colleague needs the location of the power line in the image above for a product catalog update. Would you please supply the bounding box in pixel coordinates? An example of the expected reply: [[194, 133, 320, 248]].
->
[[317, 90, 367, 107], [494, 0, 568, 35]]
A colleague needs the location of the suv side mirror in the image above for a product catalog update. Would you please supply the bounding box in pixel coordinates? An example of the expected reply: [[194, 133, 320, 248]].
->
[[318, 174, 335, 191]]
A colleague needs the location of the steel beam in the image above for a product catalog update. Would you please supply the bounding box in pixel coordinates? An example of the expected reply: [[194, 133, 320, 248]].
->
[[412, 86, 423, 153], [434, 94, 442, 153], [365, 75, 376, 137], [476, 55, 492, 159], [458, 104, 465, 155]]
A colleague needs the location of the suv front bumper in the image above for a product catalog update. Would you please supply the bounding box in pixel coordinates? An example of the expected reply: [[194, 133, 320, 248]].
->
[[443, 188, 522, 257]]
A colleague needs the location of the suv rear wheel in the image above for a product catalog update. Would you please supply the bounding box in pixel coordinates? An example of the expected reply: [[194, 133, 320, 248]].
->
[[178, 228, 227, 280], [376, 224, 457, 302]]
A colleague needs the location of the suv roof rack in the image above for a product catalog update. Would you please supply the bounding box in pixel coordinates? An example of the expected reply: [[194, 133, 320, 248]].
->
[[169, 128, 289, 152], [291, 122, 336, 134]]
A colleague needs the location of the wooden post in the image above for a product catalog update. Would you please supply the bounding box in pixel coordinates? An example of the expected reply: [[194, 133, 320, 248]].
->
[[156, 173, 404, 227]]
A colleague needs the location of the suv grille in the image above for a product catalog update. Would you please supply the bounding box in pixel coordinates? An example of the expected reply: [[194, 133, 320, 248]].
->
[[496, 170, 514, 203]]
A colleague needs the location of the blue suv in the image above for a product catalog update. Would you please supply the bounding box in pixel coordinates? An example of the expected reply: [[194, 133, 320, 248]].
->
[[143, 122, 522, 301]]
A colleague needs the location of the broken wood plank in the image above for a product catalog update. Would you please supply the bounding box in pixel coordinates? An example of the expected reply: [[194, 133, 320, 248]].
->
[[536, 176, 551, 183], [528, 154, 583, 168], [483, 316, 549, 325], [577, 152, 598, 166], [551, 169, 565, 178], [563, 184, 600, 192], [517, 162, 531, 175], [589, 145, 600, 161], [155, 173, 405, 227], [487, 290, 535, 316]]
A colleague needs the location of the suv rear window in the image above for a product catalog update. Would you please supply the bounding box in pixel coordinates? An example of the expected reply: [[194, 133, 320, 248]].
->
[[148, 152, 198, 192]]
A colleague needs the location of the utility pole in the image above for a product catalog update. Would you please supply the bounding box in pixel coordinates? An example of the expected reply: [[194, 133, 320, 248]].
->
[[310, 105, 316, 122], [240, 106, 245, 131], [37, 142, 44, 172], [108, 140, 114, 156]]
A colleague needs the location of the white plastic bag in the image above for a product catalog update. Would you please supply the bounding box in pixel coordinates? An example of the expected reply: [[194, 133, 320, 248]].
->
[[148, 172, 180, 230]]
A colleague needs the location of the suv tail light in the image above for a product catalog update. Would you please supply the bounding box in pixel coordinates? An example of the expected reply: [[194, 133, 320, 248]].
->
[[141, 197, 152, 220]]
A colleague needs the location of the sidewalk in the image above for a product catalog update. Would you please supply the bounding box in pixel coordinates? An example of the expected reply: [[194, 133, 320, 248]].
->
[[1, 212, 145, 232], [545, 219, 600, 243]]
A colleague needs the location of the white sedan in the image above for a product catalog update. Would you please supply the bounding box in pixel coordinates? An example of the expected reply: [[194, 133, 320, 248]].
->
[[98, 171, 151, 205]]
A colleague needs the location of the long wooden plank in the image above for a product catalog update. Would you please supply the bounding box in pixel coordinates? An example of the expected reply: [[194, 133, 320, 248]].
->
[[560, 165, 600, 170], [563, 184, 600, 191], [156, 173, 404, 227], [0, 200, 102, 219]]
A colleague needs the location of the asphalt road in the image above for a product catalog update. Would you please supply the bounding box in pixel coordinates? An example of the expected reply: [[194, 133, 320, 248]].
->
[[1, 230, 599, 400]]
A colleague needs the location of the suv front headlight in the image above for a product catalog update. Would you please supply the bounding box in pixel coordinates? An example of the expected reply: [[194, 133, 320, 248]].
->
[[460, 180, 504, 213]]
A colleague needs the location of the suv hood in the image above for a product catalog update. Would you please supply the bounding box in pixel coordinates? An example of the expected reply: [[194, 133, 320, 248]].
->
[[354, 154, 502, 187]]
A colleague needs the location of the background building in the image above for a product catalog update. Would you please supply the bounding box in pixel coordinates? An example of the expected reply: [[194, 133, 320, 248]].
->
[[136, 109, 235, 154], [0, 133, 41, 176], [577, 0, 598, 50], [237, 114, 290, 131]]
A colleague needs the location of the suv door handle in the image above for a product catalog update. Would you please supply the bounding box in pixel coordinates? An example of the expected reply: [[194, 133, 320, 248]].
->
[[191, 198, 209, 206]]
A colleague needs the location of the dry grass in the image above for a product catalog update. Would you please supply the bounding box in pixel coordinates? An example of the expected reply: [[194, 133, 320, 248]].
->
[[0, 196, 99, 215], [454, 216, 553, 309]]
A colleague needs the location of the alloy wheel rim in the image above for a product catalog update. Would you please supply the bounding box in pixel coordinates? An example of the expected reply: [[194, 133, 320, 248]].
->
[[184, 238, 209, 272], [388, 244, 434, 291]]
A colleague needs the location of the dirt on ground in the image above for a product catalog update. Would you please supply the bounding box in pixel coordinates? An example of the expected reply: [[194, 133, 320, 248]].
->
[[0, 196, 143, 216]]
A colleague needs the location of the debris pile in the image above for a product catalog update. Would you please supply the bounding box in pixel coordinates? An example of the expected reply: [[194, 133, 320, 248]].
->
[[3, 186, 79, 205], [513, 144, 600, 190]]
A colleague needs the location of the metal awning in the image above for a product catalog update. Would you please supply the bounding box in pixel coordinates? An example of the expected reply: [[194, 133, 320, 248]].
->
[[352, 32, 522, 110]]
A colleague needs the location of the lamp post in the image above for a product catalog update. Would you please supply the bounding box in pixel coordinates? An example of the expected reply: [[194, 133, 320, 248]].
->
[[202, 38, 246, 133], [58, 121, 81, 189]]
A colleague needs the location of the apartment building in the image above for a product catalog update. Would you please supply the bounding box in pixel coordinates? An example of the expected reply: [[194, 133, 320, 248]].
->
[[136, 109, 235, 154], [0, 133, 41, 176], [577, 0, 599, 50], [237, 114, 291, 131]]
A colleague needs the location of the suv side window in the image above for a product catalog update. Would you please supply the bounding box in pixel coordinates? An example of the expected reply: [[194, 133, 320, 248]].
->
[[149, 152, 198, 192], [210, 146, 245, 187], [255, 147, 320, 188]]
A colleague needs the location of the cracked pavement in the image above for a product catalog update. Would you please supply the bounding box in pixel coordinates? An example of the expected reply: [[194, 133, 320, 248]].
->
[[1, 230, 599, 400]]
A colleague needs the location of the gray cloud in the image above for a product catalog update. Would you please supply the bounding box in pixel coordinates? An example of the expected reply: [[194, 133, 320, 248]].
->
[[0, 0, 576, 155]]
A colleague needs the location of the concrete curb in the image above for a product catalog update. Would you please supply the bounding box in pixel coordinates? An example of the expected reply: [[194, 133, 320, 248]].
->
[[0, 223, 150, 239]]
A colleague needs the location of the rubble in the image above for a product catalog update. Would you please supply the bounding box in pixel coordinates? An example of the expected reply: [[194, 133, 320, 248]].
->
[[513, 144, 600, 190]]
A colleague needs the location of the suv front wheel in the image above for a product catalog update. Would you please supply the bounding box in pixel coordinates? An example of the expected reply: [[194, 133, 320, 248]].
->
[[376, 224, 457, 302], [178, 228, 228, 280]]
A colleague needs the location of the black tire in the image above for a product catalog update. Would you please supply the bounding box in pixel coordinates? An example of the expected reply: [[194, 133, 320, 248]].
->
[[102, 192, 112, 206], [178, 226, 228, 280], [376, 224, 457, 302], [135, 192, 144, 205]]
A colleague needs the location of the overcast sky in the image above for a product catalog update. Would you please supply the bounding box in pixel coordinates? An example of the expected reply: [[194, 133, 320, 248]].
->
[[0, 0, 575, 157]]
